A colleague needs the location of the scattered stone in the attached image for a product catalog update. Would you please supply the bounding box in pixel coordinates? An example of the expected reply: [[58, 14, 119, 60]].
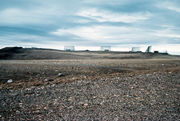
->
[[16, 110, 20, 114], [100, 100, 104, 105], [7, 79, 13, 83], [43, 78, 54, 82], [68, 106, 74, 109], [19, 103, 23, 108], [36, 74, 40, 78], [0, 71, 179, 120], [92, 96, 96, 99], [78, 102, 84, 105], [83, 103, 88, 107], [68, 97, 73, 102], [57, 73, 65, 77], [44, 78, 48, 82], [51, 84, 56, 87]]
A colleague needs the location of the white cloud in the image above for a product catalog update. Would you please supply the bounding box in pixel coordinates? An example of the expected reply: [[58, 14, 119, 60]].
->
[[0, 33, 51, 46], [154, 29, 180, 38], [156, 33, 180, 38], [0, 8, 53, 25], [75, 19, 92, 23], [51, 25, 155, 43], [0, 6, 74, 25], [52, 26, 107, 41], [76, 8, 151, 23], [157, 1, 180, 13], [167, 6, 180, 13], [83, 0, 135, 6], [52, 24, 180, 46]]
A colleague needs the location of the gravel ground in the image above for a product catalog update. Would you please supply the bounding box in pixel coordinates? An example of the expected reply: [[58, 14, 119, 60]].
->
[[0, 72, 179, 121]]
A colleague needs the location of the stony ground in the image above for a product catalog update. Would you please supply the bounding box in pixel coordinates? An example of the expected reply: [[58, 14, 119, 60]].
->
[[0, 71, 179, 120], [0, 52, 180, 120]]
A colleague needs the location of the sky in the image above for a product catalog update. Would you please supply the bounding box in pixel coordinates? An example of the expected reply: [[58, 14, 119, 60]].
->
[[0, 0, 180, 54]]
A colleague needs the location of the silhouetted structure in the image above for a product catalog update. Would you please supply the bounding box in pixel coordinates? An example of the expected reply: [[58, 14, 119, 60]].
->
[[131, 47, 140, 52], [154, 51, 159, 54], [146, 46, 152, 53], [101, 46, 111, 51], [64, 46, 75, 51]]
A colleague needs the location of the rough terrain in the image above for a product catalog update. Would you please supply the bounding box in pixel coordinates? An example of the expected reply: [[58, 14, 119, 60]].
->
[[0, 48, 180, 120]]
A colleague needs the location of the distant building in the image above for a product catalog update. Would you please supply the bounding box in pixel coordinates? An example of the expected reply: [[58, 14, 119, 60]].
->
[[161, 50, 168, 55], [101, 46, 111, 51], [64, 46, 75, 51], [131, 47, 140, 52], [146, 46, 152, 53], [154, 51, 159, 54]]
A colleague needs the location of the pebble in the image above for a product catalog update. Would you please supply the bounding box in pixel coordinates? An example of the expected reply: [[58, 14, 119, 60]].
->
[[78, 102, 84, 105], [36, 74, 40, 78], [44, 78, 48, 82], [43, 78, 54, 82], [7, 79, 13, 83], [68, 97, 73, 102], [83, 103, 88, 107], [16, 110, 20, 114], [68, 106, 74, 109], [57, 73, 65, 77], [0, 72, 179, 120]]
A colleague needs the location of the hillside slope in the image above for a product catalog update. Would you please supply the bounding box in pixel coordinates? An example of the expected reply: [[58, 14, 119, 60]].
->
[[0, 47, 177, 60]]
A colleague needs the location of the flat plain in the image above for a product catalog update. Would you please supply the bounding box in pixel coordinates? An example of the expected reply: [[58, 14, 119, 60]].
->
[[0, 48, 180, 120]]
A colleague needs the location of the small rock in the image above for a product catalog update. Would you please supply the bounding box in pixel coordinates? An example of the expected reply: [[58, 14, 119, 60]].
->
[[16, 110, 20, 114], [43, 78, 54, 82], [57, 73, 65, 77], [84, 103, 88, 107], [93, 96, 96, 99], [7, 79, 13, 83], [44, 78, 49, 82], [44, 106, 48, 110], [19, 103, 23, 108], [78, 102, 84, 105], [36, 74, 40, 78], [68, 97, 73, 102], [51, 84, 55, 87], [100, 101, 104, 105], [68, 106, 73, 109]]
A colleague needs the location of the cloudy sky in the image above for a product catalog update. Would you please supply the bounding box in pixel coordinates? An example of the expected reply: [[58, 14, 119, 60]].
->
[[0, 0, 180, 54]]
